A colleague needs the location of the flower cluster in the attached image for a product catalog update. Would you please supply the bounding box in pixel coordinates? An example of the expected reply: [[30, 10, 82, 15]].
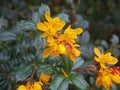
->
[[37, 11, 83, 61], [16, 81, 42, 90], [16, 73, 51, 90], [94, 47, 120, 90]]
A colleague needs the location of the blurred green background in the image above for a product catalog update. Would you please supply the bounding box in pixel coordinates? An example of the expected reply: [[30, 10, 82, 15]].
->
[[0, 0, 120, 40]]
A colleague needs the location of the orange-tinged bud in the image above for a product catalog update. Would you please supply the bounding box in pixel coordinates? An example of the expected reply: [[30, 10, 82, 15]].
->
[[40, 74, 51, 83], [62, 69, 68, 78]]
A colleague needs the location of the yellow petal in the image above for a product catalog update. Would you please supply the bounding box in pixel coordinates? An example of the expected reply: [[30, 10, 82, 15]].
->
[[58, 44, 66, 54], [36, 23, 47, 31], [112, 74, 120, 84], [45, 11, 52, 21], [53, 17, 60, 22], [42, 48, 51, 58], [25, 82, 31, 89], [16, 85, 27, 90], [40, 74, 51, 83], [107, 57, 118, 65], [74, 48, 81, 56], [94, 56, 100, 62], [74, 28, 83, 35], [100, 63, 107, 69], [53, 23, 65, 31], [96, 76, 102, 86], [69, 53, 76, 62], [47, 36, 55, 42], [94, 47, 101, 57], [102, 76, 112, 90], [33, 82, 42, 90], [41, 33, 47, 38], [73, 44, 80, 47]]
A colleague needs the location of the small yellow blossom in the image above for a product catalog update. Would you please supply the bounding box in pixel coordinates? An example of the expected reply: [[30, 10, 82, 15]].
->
[[63, 25, 83, 43], [16, 81, 42, 90], [96, 67, 120, 90], [17, 85, 27, 90], [39, 73, 52, 84], [96, 69, 112, 90], [64, 41, 81, 61], [94, 47, 118, 69], [33, 82, 42, 90], [42, 40, 81, 61], [36, 11, 66, 42]]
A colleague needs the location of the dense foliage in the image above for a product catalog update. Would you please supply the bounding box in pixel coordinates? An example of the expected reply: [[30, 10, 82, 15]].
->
[[0, 0, 120, 90]]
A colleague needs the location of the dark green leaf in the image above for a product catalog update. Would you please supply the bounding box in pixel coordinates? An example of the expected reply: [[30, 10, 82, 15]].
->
[[15, 65, 33, 81], [0, 17, 8, 28], [79, 31, 90, 45], [41, 66, 53, 74], [110, 34, 119, 45], [72, 57, 84, 70], [38, 3, 50, 21], [32, 12, 40, 23], [50, 74, 64, 90], [34, 32, 46, 50], [63, 58, 73, 74], [57, 13, 69, 22], [0, 31, 17, 41], [16, 20, 36, 32], [101, 40, 109, 49], [69, 74, 89, 90], [57, 78, 68, 90]]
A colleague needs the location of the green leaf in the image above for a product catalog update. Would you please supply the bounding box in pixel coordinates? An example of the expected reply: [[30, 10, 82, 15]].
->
[[56, 13, 69, 22], [58, 78, 68, 90], [63, 58, 73, 74], [0, 31, 17, 41], [0, 17, 8, 28], [72, 57, 84, 70], [38, 3, 50, 21], [110, 34, 119, 45], [75, 14, 89, 29], [16, 20, 36, 32], [34, 32, 46, 50], [101, 40, 109, 49], [69, 74, 89, 90], [79, 31, 90, 45], [15, 65, 33, 81], [32, 12, 40, 23], [50, 74, 64, 90], [41, 66, 53, 74]]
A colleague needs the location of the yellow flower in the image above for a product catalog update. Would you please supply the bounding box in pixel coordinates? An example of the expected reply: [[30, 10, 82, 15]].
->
[[63, 25, 83, 43], [16, 85, 27, 90], [109, 67, 120, 84], [64, 41, 81, 61], [94, 47, 118, 69], [16, 81, 42, 90], [96, 69, 112, 90], [58, 44, 66, 54], [42, 40, 67, 58], [96, 67, 120, 90], [39, 73, 52, 84], [33, 82, 42, 90], [36, 11, 66, 42], [42, 40, 81, 61]]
